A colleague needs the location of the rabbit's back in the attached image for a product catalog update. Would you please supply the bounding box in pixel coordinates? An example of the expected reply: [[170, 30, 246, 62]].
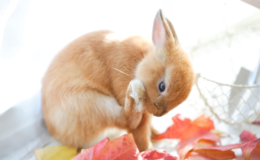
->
[[43, 30, 152, 106]]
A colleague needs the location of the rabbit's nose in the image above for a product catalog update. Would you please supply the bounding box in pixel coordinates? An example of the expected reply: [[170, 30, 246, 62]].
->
[[153, 110, 167, 117]]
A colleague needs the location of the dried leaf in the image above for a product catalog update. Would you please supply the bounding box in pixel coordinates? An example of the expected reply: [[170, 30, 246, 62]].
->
[[179, 115, 214, 141], [196, 150, 235, 160], [95, 134, 139, 160], [178, 132, 220, 160], [252, 121, 260, 125], [154, 114, 217, 160], [139, 150, 180, 160], [191, 144, 240, 160], [72, 134, 182, 160], [240, 130, 257, 144], [154, 114, 191, 140], [154, 114, 214, 140], [241, 138, 260, 160], [72, 138, 109, 160], [250, 141, 260, 160], [186, 151, 214, 160], [186, 150, 235, 160], [34, 146, 77, 160], [194, 144, 240, 151]]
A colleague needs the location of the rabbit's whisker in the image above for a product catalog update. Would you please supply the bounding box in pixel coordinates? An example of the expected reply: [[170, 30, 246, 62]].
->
[[112, 67, 133, 78]]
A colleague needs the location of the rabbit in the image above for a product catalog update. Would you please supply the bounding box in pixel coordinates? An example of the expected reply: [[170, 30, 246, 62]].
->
[[42, 9, 194, 152]]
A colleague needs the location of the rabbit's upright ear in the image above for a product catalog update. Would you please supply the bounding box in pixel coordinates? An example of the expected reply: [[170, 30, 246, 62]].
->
[[152, 10, 166, 47], [152, 10, 178, 49]]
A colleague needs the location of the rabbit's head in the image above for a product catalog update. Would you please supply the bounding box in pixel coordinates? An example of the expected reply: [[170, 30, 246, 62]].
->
[[136, 10, 194, 117]]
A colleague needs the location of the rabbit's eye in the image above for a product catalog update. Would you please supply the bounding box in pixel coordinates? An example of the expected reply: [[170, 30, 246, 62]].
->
[[159, 81, 165, 92]]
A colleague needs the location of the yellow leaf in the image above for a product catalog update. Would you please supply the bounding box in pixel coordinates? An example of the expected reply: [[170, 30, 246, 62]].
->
[[34, 146, 77, 160]]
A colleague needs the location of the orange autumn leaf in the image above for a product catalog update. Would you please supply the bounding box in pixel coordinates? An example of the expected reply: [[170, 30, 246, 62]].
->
[[154, 114, 214, 140], [185, 151, 214, 160], [154, 114, 192, 140], [194, 139, 217, 149], [186, 150, 235, 160], [189, 144, 241, 160], [178, 132, 220, 160], [196, 149, 235, 159], [180, 115, 215, 141], [153, 114, 217, 160], [194, 144, 240, 151]]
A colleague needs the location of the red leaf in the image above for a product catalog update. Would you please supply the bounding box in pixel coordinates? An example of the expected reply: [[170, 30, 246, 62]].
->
[[186, 150, 235, 160], [196, 150, 235, 160], [194, 144, 241, 151], [72, 133, 182, 160], [180, 115, 214, 141], [250, 141, 260, 160], [178, 132, 220, 160], [241, 138, 260, 160], [240, 130, 258, 143], [252, 121, 260, 125], [72, 134, 138, 160], [153, 114, 217, 160], [154, 114, 192, 140], [187, 144, 240, 160], [95, 134, 139, 160], [154, 114, 214, 140], [185, 151, 214, 160], [139, 150, 180, 160], [72, 138, 109, 160]]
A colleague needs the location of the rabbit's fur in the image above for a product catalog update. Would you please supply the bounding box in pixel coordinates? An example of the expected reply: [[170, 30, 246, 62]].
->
[[42, 10, 194, 151]]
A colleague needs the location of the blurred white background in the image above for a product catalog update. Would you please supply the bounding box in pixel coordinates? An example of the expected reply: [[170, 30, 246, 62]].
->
[[0, 0, 260, 114]]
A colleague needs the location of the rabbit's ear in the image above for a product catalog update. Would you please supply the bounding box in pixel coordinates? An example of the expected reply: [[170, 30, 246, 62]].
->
[[165, 18, 179, 45], [152, 10, 166, 47], [152, 10, 178, 48]]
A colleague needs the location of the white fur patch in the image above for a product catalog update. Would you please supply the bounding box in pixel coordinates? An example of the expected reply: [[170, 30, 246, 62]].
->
[[105, 32, 130, 43], [51, 90, 125, 147], [84, 128, 126, 148], [81, 94, 127, 148], [129, 79, 145, 112], [61, 90, 123, 119], [95, 94, 123, 118], [163, 66, 174, 95]]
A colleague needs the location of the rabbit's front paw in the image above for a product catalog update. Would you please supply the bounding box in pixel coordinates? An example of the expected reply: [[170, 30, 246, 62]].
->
[[129, 79, 145, 112]]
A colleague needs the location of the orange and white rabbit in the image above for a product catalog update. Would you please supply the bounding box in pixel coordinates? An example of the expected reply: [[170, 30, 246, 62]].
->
[[42, 10, 194, 151]]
